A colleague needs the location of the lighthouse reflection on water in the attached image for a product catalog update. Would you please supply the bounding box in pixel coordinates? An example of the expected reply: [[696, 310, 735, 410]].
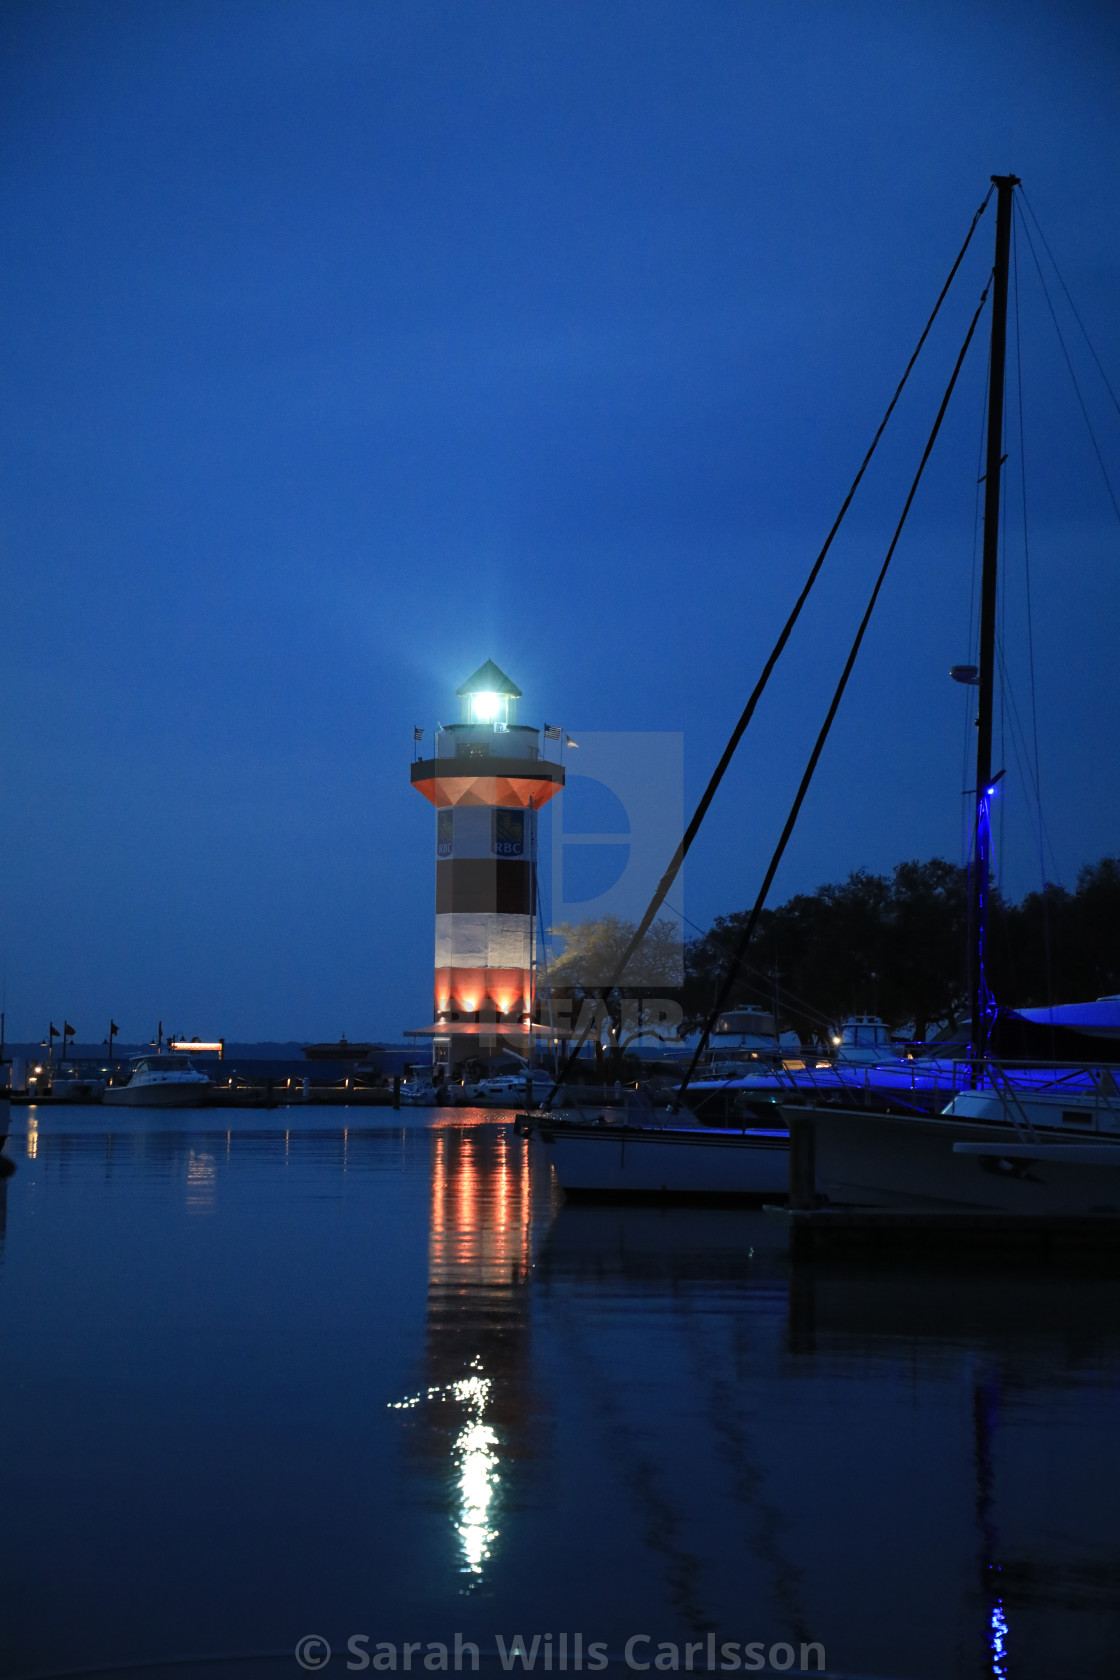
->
[[392, 1120, 542, 1579]]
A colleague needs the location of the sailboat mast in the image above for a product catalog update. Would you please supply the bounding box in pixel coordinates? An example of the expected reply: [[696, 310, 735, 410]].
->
[[970, 172, 1019, 1060]]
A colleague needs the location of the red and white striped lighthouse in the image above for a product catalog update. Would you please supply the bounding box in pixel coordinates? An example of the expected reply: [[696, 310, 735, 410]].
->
[[409, 660, 564, 1076]]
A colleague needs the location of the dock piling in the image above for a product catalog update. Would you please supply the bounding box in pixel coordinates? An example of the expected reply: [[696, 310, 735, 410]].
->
[[789, 1112, 816, 1210]]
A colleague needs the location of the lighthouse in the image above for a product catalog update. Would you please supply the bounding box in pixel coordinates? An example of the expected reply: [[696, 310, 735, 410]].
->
[[409, 660, 565, 1079]]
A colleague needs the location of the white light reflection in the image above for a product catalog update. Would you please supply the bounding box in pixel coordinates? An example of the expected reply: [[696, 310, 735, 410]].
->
[[26, 1117, 38, 1160], [450, 1372, 499, 1572], [186, 1149, 217, 1213], [388, 1363, 500, 1574]]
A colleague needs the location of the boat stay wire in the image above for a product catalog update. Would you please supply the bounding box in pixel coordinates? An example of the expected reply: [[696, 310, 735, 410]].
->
[[672, 275, 995, 1109], [661, 897, 838, 1037], [1015, 202, 1120, 530], [1010, 210, 1057, 1009], [543, 188, 994, 1106], [1019, 188, 1120, 425], [1010, 212, 1046, 852]]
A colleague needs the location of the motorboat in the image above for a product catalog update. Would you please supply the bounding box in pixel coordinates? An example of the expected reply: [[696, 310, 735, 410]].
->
[[44, 1065, 109, 1102], [398, 1077, 443, 1107], [832, 1015, 902, 1064], [470, 1069, 557, 1108], [102, 1055, 212, 1107]]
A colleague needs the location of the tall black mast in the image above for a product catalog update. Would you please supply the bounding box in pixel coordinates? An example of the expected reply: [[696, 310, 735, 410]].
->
[[970, 173, 1019, 1060]]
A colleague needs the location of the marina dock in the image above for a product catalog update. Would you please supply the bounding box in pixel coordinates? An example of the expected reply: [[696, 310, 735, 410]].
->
[[8, 1083, 404, 1109]]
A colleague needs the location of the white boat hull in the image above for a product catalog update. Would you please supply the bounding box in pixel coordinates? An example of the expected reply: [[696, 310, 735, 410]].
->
[[102, 1083, 211, 1107], [536, 1120, 789, 1200], [797, 1105, 1120, 1214]]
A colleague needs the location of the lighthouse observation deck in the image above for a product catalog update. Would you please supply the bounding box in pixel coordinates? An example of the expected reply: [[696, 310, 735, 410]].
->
[[411, 721, 564, 809]]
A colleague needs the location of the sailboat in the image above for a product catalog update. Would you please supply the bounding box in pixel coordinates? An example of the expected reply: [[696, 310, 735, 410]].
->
[[778, 175, 1120, 1213], [530, 174, 1120, 1210]]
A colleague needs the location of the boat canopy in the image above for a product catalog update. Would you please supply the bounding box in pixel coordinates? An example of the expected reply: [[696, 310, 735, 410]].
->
[[1009, 998, 1120, 1039]]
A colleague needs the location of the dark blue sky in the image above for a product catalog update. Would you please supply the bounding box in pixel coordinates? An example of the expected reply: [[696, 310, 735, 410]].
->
[[2, 0, 1119, 1041]]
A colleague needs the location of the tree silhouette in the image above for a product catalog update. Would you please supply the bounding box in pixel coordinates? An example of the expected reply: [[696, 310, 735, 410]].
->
[[685, 855, 1120, 1044]]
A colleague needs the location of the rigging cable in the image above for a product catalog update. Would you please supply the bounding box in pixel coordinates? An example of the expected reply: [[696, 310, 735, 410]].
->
[[1019, 189, 1120, 424], [994, 638, 1054, 874], [1015, 204, 1120, 530], [543, 187, 995, 1104], [1011, 208, 1056, 1011], [1012, 190, 1120, 1021], [673, 276, 994, 1108], [662, 898, 838, 1036]]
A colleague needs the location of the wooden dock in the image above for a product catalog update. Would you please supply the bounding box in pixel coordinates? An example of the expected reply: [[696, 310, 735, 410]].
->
[[8, 1085, 404, 1109]]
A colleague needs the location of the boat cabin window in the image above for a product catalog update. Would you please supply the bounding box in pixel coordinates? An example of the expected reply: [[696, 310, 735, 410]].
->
[[842, 1017, 892, 1046], [158, 1056, 194, 1071], [714, 1012, 777, 1037]]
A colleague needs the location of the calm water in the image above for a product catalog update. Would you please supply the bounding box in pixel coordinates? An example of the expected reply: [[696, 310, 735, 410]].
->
[[1, 1106, 1118, 1680]]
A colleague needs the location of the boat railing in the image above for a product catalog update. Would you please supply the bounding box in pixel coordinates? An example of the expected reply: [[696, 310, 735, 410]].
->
[[693, 1053, 1120, 1120], [981, 1060, 1040, 1143], [944, 1057, 1120, 1137]]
